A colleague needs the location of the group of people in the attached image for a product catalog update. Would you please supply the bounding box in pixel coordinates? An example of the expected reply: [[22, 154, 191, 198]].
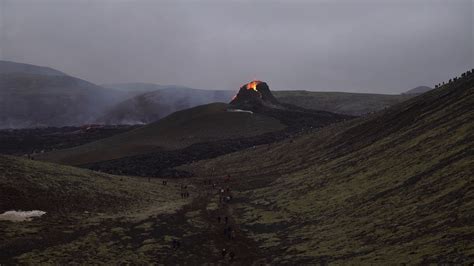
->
[[180, 184, 190, 198], [206, 175, 239, 261], [168, 175, 239, 261]]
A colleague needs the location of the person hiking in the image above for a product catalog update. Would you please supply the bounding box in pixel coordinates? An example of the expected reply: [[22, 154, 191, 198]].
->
[[224, 216, 228, 224], [217, 216, 221, 223], [172, 239, 180, 250], [229, 251, 235, 261], [221, 248, 227, 258]]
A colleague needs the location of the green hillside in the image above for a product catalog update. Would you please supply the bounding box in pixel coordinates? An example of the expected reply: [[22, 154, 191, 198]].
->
[[0, 155, 178, 214], [180, 75, 474, 263], [273, 90, 413, 115], [0, 155, 189, 264], [41, 103, 286, 165]]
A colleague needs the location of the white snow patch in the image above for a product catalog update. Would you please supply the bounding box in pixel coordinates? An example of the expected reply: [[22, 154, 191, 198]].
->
[[0, 210, 46, 222], [226, 109, 253, 114]]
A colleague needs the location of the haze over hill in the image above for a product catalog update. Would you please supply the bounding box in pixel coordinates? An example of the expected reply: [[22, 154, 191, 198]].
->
[[0, 61, 133, 128], [99, 82, 418, 124], [0, 60, 428, 128], [97, 85, 235, 124], [40, 81, 352, 169]]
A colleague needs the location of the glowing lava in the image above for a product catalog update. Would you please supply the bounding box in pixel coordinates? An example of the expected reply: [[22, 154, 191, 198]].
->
[[246, 80, 262, 92]]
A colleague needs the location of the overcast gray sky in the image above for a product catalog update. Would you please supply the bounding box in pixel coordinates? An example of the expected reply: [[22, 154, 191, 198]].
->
[[0, 0, 472, 93]]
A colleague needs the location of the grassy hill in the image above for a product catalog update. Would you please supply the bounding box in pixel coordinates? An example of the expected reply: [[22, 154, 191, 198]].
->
[[273, 90, 414, 115], [0, 155, 190, 264], [179, 74, 474, 263], [0, 154, 260, 264], [0, 155, 177, 214], [41, 103, 286, 165]]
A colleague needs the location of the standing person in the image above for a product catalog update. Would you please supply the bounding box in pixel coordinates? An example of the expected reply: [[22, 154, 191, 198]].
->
[[224, 216, 228, 224], [217, 216, 221, 223], [221, 248, 227, 258], [229, 251, 235, 261]]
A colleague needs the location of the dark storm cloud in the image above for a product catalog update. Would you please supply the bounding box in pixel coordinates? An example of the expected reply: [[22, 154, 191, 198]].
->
[[1, 0, 472, 93]]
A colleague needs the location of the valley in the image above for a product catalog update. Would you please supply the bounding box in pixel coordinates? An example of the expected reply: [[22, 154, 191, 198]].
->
[[1, 71, 473, 263]]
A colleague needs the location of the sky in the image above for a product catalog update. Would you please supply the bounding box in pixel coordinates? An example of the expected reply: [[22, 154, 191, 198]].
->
[[0, 0, 472, 93]]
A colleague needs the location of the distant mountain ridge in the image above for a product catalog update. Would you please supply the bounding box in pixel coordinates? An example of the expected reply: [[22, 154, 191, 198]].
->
[[0, 60, 427, 128], [403, 85, 432, 94], [0, 61, 131, 128], [0, 61, 67, 76]]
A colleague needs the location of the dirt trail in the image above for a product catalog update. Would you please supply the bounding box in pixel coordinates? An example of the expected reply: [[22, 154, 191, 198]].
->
[[156, 178, 266, 264]]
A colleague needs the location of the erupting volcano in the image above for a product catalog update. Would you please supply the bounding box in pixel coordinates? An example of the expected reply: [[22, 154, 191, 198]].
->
[[230, 80, 280, 109]]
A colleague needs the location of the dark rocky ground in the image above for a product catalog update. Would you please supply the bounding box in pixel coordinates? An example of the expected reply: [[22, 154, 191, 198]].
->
[[0, 125, 140, 156]]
